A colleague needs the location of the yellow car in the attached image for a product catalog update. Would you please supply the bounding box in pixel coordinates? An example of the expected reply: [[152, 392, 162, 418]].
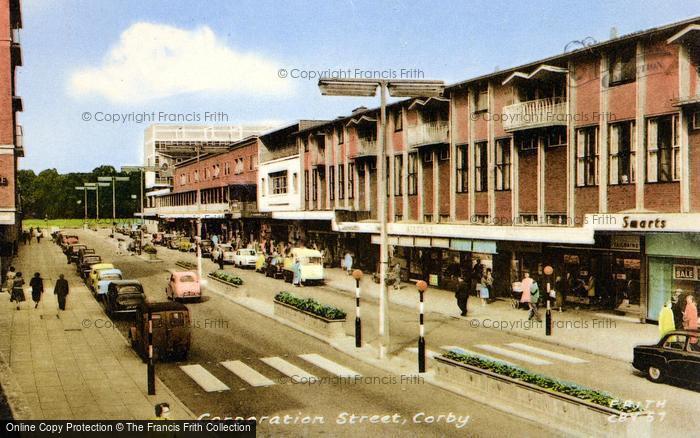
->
[[89, 263, 115, 290]]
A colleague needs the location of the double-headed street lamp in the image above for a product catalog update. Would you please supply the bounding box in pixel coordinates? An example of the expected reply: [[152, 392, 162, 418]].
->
[[75, 186, 95, 224], [84, 182, 110, 221], [318, 78, 445, 359], [97, 176, 130, 222], [122, 165, 158, 255]]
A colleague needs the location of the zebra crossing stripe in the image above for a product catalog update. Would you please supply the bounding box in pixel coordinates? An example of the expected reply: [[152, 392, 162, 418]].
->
[[260, 357, 318, 383], [299, 354, 361, 378], [505, 343, 588, 364], [440, 345, 517, 367], [179, 364, 230, 392], [474, 344, 552, 365], [220, 360, 276, 387]]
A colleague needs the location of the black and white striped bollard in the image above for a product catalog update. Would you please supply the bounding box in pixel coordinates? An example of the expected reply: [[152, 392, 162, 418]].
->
[[352, 269, 363, 348], [417, 280, 428, 373]]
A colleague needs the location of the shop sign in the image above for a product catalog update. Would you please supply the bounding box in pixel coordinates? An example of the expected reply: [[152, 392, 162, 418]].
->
[[624, 259, 641, 269], [432, 238, 450, 248], [611, 235, 641, 251], [564, 254, 580, 264], [673, 264, 700, 281], [429, 274, 439, 287]]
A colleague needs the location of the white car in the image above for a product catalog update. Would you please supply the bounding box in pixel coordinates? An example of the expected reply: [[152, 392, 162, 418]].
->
[[216, 244, 235, 264], [233, 248, 258, 268]]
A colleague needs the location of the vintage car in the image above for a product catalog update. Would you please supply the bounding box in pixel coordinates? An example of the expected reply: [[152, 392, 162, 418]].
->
[[633, 330, 700, 385], [151, 232, 164, 245], [66, 244, 87, 263], [167, 235, 181, 250], [88, 263, 116, 290], [129, 301, 191, 361], [105, 280, 146, 316], [265, 254, 284, 279], [283, 248, 325, 285], [165, 271, 201, 301], [177, 237, 194, 252], [60, 234, 79, 250], [233, 248, 258, 269], [77, 248, 96, 263], [77, 254, 103, 278], [215, 244, 236, 264], [93, 268, 123, 299]]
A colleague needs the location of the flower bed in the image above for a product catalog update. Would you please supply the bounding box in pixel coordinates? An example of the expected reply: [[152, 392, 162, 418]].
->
[[175, 260, 197, 270], [209, 270, 243, 286], [274, 291, 345, 320]]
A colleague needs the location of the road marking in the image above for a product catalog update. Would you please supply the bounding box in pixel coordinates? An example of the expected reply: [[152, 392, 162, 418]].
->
[[220, 360, 276, 387], [440, 345, 517, 367], [179, 364, 230, 392], [474, 344, 552, 365], [405, 347, 440, 359], [299, 354, 361, 378], [260, 357, 318, 383], [506, 343, 588, 364], [593, 313, 640, 324]]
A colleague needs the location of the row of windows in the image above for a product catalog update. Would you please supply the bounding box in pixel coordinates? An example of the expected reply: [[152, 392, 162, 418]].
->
[[178, 155, 258, 186]]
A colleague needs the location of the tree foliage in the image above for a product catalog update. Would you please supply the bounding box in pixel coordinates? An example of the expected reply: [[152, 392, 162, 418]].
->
[[18, 166, 142, 219]]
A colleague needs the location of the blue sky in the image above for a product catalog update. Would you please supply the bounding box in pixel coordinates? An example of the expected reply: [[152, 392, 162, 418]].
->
[[18, 0, 700, 172]]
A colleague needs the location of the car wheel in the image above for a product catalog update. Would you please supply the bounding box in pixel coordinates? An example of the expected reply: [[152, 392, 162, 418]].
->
[[647, 366, 664, 383]]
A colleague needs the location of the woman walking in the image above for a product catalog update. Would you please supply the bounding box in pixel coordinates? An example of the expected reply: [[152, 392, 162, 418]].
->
[[520, 272, 533, 311], [4, 266, 15, 293], [481, 268, 493, 305], [11, 272, 25, 310], [292, 258, 302, 287], [30, 273, 44, 309]]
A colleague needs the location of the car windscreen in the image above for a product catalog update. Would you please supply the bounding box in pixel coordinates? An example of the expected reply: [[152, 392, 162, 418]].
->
[[100, 273, 121, 281], [117, 285, 142, 295], [241, 249, 255, 256], [179, 275, 197, 283], [305, 256, 323, 265], [84, 256, 101, 264]]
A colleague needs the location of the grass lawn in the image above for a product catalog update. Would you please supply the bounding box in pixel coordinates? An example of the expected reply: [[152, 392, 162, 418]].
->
[[22, 218, 142, 230]]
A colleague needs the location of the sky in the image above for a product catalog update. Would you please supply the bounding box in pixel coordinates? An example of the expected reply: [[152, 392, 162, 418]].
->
[[17, 0, 700, 173]]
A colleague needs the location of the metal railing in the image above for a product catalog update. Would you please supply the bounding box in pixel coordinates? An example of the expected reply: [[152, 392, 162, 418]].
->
[[406, 120, 449, 147]]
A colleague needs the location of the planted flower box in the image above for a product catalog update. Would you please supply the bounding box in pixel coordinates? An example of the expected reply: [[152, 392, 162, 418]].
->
[[273, 292, 346, 338], [208, 270, 244, 287], [434, 352, 651, 437], [176, 260, 197, 270]]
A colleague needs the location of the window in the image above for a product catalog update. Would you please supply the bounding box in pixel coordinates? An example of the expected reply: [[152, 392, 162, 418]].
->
[[213, 164, 220, 178], [270, 171, 287, 195], [393, 109, 403, 131], [475, 83, 488, 112], [337, 127, 344, 144], [234, 158, 244, 174], [329, 166, 335, 200], [224, 162, 230, 175], [304, 170, 309, 201], [422, 150, 433, 163], [495, 138, 511, 191], [249, 155, 254, 171], [692, 111, 700, 130], [293, 172, 298, 193], [647, 114, 680, 183], [338, 165, 345, 199], [545, 127, 566, 148], [439, 147, 449, 161], [475, 141, 487, 192], [609, 46, 636, 85], [517, 131, 539, 151], [348, 163, 355, 199], [205, 168, 211, 179], [424, 214, 433, 222], [312, 168, 318, 201], [407, 152, 418, 195], [252, 155, 258, 170], [394, 155, 403, 196], [194, 170, 200, 182], [609, 121, 636, 185], [518, 214, 539, 225], [456, 144, 468, 193], [179, 174, 186, 186], [576, 127, 599, 187], [546, 214, 568, 225]]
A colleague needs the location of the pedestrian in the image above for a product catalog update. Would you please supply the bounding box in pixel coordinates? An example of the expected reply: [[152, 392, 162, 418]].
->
[[151, 402, 171, 420], [344, 252, 353, 275], [658, 300, 675, 339], [36, 227, 42, 243], [4, 266, 15, 293], [683, 294, 698, 330], [54, 274, 69, 312], [392, 262, 402, 290], [671, 289, 686, 331], [25, 229, 31, 245], [217, 248, 225, 270], [481, 268, 493, 306], [528, 276, 541, 322], [520, 272, 533, 312], [10, 272, 25, 310], [292, 258, 302, 287], [455, 273, 469, 317], [472, 258, 484, 284], [30, 272, 43, 309]]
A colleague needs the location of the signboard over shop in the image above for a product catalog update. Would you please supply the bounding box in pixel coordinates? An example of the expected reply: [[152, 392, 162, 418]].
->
[[585, 213, 700, 233], [673, 264, 700, 281]]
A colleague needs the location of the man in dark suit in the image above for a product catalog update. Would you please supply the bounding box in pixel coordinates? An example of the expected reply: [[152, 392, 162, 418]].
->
[[455, 274, 470, 317], [54, 274, 70, 312]]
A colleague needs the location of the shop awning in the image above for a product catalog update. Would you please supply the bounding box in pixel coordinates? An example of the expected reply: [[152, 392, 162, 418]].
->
[[270, 210, 335, 221], [158, 213, 225, 219]]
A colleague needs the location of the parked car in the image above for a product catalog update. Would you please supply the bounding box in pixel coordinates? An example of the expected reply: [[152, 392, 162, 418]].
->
[[88, 263, 116, 290], [165, 271, 201, 302], [216, 244, 235, 264], [77, 248, 96, 263], [233, 248, 258, 268], [66, 244, 87, 264], [151, 232, 164, 245], [77, 254, 103, 278], [167, 235, 181, 250], [265, 254, 284, 279], [177, 238, 193, 252], [60, 234, 79, 250], [200, 239, 213, 257], [283, 248, 325, 285], [633, 330, 700, 385], [105, 280, 146, 316], [129, 301, 190, 361], [93, 268, 122, 300]]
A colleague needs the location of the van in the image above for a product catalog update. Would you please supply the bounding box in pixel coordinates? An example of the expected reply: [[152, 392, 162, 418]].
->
[[283, 248, 325, 285]]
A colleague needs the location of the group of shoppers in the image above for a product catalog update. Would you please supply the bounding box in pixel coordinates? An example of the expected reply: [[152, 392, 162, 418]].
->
[[4, 266, 70, 312]]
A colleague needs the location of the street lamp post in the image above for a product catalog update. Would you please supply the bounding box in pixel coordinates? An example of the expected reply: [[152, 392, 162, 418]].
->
[[74, 186, 93, 225], [122, 166, 157, 255], [352, 269, 363, 348], [416, 280, 428, 373], [318, 78, 445, 359], [98, 176, 130, 223], [84, 182, 110, 223]]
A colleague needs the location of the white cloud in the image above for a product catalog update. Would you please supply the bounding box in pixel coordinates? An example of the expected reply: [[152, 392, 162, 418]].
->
[[69, 22, 293, 104]]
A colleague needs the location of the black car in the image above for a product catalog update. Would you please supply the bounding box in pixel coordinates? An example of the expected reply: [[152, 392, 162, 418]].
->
[[77, 254, 102, 278], [265, 255, 284, 279], [66, 244, 87, 264], [106, 280, 146, 316], [633, 330, 700, 385]]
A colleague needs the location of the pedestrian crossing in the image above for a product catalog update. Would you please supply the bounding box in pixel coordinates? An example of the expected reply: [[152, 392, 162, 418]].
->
[[438, 341, 588, 368], [179, 353, 359, 392]]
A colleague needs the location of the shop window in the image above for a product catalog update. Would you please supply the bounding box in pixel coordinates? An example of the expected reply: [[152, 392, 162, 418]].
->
[[338, 165, 345, 199], [407, 152, 418, 195], [495, 138, 511, 191], [609, 45, 636, 85], [456, 144, 468, 193], [646, 114, 680, 183], [475, 141, 488, 192], [348, 163, 355, 199], [329, 166, 335, 200], [393, 108, 403, 131], [576, 126, 599, 187], [609, 121, 636, 185], [394, 155, 403, 196], [270, 171, 288, 195]]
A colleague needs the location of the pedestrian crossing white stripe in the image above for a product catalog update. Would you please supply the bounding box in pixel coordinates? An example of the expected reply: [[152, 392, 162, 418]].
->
[[440, 346, 517, 367], [180, 364, 230, 392], [299, 354, 361, 378], [220, 360, 276, 387], [506, 343, 588, 364], [260, 357, 318, 383], [405, 347, 439, 359], [474, 344, 552, 365]]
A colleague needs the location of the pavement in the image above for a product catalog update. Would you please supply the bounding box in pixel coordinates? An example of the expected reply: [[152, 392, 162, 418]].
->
[[0, 237, 193, 420]]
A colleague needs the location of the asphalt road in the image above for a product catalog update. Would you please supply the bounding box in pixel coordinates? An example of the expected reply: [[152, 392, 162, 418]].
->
[[65, 230, 554, 437]]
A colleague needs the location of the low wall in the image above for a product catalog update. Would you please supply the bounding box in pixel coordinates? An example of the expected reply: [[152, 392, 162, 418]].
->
[[273, 300, 346, 338]]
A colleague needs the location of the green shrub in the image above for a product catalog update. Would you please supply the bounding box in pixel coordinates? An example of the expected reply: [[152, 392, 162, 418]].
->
[[143, 244, 158, 254], [211, 270, 243, 285], [442, 351, 642, 413], [274, 291, 346, 320], [177, 260, 197, 270]]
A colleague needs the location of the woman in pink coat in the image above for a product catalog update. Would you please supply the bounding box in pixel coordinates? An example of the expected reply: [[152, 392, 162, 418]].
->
[[683, 295, 698, 330], [520, 272, 533, 305]]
